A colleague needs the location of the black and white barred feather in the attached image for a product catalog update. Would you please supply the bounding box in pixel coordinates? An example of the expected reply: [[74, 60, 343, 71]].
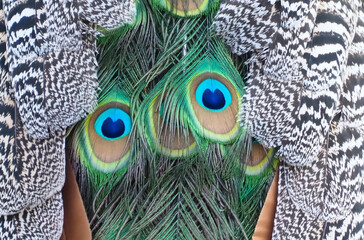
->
[[213, 0, 364, 238], [0, 0, 136, 238], [3, 0, 136, 139], [213, 0, 280, 57], [1, 8, 64, 238], [0, 194, 64, 240]]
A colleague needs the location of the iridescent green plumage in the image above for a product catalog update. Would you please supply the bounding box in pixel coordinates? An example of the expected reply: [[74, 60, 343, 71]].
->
[[67, 0, 277, 239]]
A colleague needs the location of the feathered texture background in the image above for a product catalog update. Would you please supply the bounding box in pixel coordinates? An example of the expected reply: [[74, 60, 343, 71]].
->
[[2, 0, 363, 239], [67, 0, 278, 239]]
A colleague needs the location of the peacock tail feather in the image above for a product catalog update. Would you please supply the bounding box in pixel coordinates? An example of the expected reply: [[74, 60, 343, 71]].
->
[[67, 0, 278, 239]]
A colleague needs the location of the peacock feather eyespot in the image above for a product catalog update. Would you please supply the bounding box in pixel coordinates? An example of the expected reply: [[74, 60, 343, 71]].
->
[[186, 63, 242, 143], [145, 93, 197, 158], [77, 97, 132, 174], [151, 0, 218, 17], [245, 142, 277, 176], [220, 143, 278, 178]]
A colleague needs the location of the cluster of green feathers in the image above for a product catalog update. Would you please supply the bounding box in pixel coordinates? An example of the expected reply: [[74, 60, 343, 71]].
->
[[67, 0, 278, 239]]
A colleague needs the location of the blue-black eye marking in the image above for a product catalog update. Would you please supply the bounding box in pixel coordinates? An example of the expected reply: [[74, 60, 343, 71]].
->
[[102, 118, 125, 138], [95, 108, 131, 140], [203, 89, 225, 109], [195, 78, 232, 111]]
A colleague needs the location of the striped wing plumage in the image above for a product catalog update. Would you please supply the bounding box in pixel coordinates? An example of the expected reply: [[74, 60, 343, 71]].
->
[[214, 0, 364, 238], [0, 0, 135, 238]]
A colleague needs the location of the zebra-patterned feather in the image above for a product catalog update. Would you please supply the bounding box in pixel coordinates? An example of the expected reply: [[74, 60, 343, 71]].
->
[[0, 0, 136, 238], [213, 0, 280, 57], [274, 124, 364, 238], [0, 193, 64, 240], [240, 0, 360, 166], [213, 0, 364, 238], [4, 0, 136, 139], [0, 7, 64, 238]]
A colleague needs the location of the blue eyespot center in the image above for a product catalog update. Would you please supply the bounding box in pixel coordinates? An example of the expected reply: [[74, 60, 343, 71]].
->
[[101, 118, 125, 139], [202, 89, 226, 110], [95, 108, 131, 140], [195, 78, 232, 111]]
